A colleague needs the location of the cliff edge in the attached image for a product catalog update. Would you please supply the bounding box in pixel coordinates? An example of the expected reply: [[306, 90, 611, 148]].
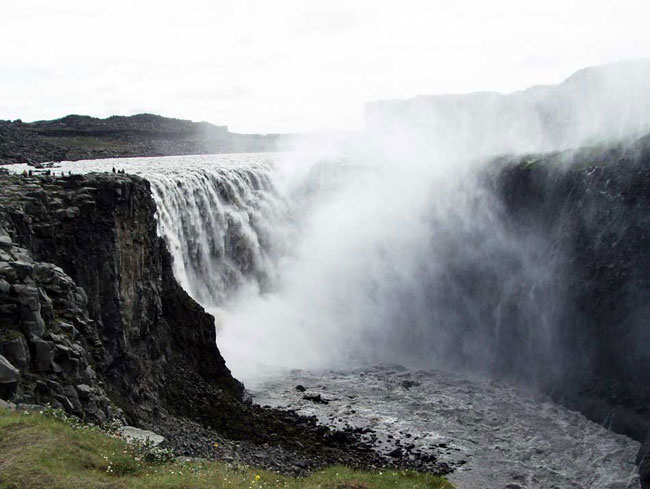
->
[[0, 172, 242, 426]]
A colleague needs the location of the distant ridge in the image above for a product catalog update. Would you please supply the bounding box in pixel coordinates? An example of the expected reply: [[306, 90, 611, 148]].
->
[[0, 113, 281, 165], [29, 113, 229, 137], [366, 59, 650, 157]]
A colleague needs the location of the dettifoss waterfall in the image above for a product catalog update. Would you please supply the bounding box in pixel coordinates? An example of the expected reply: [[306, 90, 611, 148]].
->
[[41, 146, 645, 488]]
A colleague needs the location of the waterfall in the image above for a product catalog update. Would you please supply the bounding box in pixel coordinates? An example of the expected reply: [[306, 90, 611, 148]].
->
[[23, 130, 648, 402], [147, 163, 292, 307], [38, 61, 649, 397]]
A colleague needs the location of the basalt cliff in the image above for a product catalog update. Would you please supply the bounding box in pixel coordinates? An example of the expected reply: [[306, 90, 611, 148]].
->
[[0, 173, 242, 423]]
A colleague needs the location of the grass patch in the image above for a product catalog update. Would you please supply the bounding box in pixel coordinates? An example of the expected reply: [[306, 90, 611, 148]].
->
[[0, 409, 453, 489]]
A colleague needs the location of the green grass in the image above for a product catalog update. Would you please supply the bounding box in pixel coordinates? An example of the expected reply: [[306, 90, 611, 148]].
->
[[0, 409, 453, 489]]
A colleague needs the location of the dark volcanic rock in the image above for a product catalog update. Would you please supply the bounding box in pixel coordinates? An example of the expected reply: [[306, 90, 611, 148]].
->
[[492, 134, 650, 486], [303, 393, 330, 404], [0, 226, 115, 421], [399, 380, 421, 390], [0, 172, 242, 426]]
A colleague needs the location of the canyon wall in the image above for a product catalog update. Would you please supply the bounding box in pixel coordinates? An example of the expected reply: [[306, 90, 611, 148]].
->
[[493, 135, 650, 486]]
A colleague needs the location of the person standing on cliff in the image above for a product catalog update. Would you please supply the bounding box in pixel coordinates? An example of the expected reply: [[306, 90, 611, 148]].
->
[[112, 167, 116, 174]]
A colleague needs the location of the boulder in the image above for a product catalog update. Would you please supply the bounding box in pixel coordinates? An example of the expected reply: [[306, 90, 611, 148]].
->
[[21, 318, 45, 340], [10, 261, 34, 281], [303, 393, 329, 404], [46, 380, 64, 395], [59, 322, 78, 339], [0, 262, 15, 281], [74, 287, 88, 306], [0, 354, 19, 384], [53, 394, 75, 413], [0, 305, 19, 327], [118, 426, 165, 446], [0, 278, 10, 294], [54, 344, 72, 362], [76, 384, 92, 399], [0, 236, 12, 250], [33, 339, 55, 371], [399, 379, 421, 390], [0, 334, 30, 369], [0, 398, 15, 409]]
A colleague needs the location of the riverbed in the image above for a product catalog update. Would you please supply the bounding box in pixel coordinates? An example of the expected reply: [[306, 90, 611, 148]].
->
[[249, 366, 640, 489]]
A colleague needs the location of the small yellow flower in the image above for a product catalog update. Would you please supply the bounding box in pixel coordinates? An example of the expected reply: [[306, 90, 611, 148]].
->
[[213, 442, 219, 448], [255, 475, 261, 480]]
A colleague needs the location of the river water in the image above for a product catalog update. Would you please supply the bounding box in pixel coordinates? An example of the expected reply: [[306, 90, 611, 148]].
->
[[2, 154, 642, 488], [249, 366, 640, 489]]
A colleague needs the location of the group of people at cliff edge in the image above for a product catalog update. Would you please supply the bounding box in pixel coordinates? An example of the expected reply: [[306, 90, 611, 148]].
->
[[17, 167, 128, 177], [21, 169, 71, 177]]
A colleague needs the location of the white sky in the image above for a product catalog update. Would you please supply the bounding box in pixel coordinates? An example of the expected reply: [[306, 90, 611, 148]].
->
[[2, 0, 649, 133]]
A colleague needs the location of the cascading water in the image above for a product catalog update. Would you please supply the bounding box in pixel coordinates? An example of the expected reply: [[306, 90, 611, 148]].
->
[[32, 154, 293, 309], [215, 157, 568, 382], [148, 164, 290, 305]]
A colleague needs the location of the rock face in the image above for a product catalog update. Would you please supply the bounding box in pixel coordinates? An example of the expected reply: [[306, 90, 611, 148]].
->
[[0, 172, 242, 426], [0, 224, 116, 420], [493, 133, 650, 485]]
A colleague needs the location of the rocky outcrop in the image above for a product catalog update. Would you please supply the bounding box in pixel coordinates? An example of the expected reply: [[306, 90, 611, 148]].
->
[[0, 223, 116, 421], [0, 172, 242, 427]]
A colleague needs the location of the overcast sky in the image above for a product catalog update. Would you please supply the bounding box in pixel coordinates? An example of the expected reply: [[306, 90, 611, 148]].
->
[[2, 0, 649, 133]]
